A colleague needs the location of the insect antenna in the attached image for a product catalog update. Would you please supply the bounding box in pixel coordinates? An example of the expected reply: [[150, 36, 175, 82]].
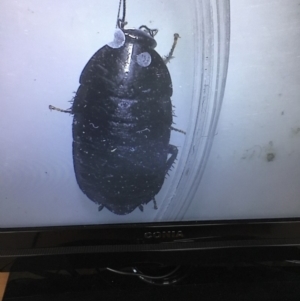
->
[[139, 25, 158, 38], [116, 0, 127, 29]]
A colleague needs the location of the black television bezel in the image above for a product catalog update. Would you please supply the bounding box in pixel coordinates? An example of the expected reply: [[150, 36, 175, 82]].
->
[[1, 218, 300, 272]]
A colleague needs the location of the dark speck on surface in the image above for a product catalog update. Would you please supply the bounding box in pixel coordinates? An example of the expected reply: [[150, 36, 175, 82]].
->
[[266, 153, 275, 162]]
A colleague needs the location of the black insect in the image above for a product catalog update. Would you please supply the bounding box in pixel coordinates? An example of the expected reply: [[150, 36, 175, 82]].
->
[[50, 0, 184, 215]]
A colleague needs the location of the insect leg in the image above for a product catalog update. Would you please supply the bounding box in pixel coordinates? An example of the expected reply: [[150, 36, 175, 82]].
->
[[163, 33, 180, 64], [153, 197, 158, 210], [170, 126, 186, 135], [49, 105, 72, 114], [165, 144, 178, 175]]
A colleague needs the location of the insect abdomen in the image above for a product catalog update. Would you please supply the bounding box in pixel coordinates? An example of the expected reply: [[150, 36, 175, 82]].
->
[[72, 86, 172, 214]]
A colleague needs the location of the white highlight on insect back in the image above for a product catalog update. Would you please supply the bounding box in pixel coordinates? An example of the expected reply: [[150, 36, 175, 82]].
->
[[107, 29, 125, 48], [136, 52, 151, 67], [124, 43, 133, 73]]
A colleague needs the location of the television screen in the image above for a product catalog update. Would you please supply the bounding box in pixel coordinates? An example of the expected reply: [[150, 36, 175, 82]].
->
[[1, 0, 300, 229]]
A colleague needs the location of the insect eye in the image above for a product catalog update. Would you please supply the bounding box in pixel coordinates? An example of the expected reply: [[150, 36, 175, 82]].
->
[[136, 52, 152, 67]]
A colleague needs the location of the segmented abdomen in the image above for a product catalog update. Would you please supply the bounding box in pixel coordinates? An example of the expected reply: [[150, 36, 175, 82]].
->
[[72, 85, 172, 214]]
